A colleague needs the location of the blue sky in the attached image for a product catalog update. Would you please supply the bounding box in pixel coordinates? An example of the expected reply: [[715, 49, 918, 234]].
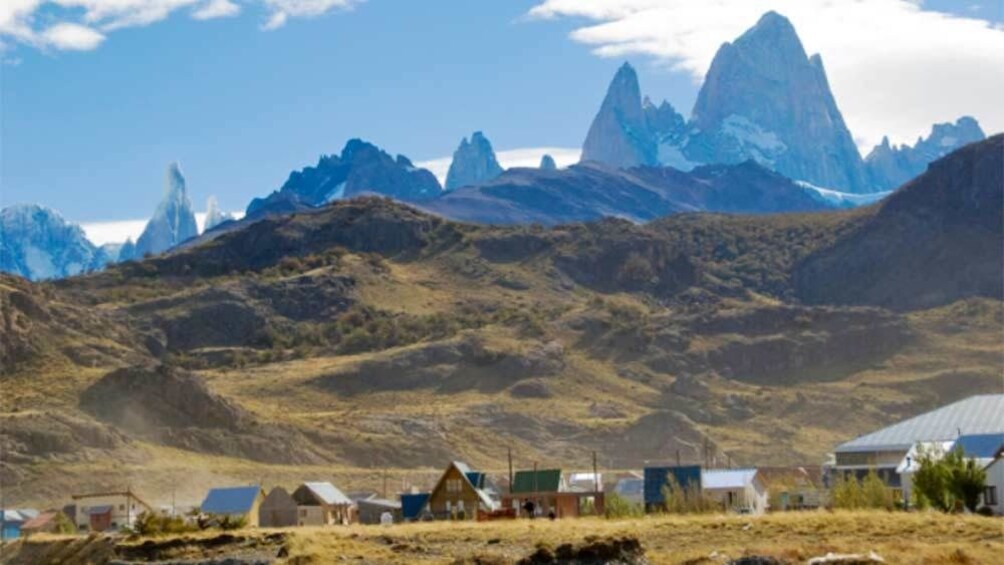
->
[[2, 0, 1002, 236]]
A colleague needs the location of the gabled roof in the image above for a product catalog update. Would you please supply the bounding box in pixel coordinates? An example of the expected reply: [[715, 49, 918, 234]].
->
[[201, 486, 263, 515], [300, 482, 352, 506], [512, 469, 562, 494], [21, 512, 58, 531], [836, 395, 1004, 453], [952, 433, 1004, 459], [701, 469, 759, 490]]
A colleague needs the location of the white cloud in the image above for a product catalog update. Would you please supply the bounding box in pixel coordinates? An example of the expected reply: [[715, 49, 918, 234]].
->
[[191, 0, 239, 20], [529, 0, 1004, 150], [0, 0, 364, 51], [417, 147, 581, 186], [81, 210, 245, 245], [40, 22, 105, 50], [261, 0, 362, 30]]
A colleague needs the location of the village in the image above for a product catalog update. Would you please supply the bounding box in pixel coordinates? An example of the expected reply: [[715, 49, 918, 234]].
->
[[2, 394, 1002, 541]]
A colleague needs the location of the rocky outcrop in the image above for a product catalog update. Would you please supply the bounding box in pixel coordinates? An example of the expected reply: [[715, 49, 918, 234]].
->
[[80, 365, 327, 464], [688, 12, 870, 192], [134, 162, 200, 257], [865, 117, 985, 190], [0, 204, 103, 280], [795, 134, 1004, 310], [444, 131, 504, 191], [246, 139, 442, 218]]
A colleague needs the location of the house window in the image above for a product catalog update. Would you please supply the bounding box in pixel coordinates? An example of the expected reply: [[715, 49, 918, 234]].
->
[[985, 486, 998, 506], [119, 504, 125, 510], [446, 479, 463, 493]]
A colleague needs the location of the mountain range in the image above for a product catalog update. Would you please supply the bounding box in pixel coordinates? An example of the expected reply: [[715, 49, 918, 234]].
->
[[0, 10, 991, 282], [2, 134, 1000, 507]]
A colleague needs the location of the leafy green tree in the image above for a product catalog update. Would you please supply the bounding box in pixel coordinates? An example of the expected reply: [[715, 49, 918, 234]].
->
[[830, 473, 866, 509], [949, 452, 988, 512], [913, 446, 987, 512], [861, 469, 895, 510]]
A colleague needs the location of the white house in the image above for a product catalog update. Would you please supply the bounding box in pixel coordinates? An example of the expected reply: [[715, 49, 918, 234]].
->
[[983, 450, 1003, 515], [701, 468, 768, 515], [72, 490, 152, 532]]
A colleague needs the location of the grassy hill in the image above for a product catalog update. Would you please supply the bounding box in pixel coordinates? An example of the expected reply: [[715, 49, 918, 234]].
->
[[1, 137, 1001, 509]]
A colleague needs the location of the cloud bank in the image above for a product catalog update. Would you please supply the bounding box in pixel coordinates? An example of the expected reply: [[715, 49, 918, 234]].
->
[[529, 0, 1004, 149], [0, 0, 363, 52], [417, 147, 581, 186]]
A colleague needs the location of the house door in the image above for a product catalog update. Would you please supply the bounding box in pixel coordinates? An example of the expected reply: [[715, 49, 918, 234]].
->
[[90, 511, 112, 531]]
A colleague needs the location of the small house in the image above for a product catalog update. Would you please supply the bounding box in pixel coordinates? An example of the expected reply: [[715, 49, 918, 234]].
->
[[71, 491, 151, 532], [983, 447, 1004, 515], [259, 487, 298, 528], [20, 511, 70, 536], [503, 468, 603, 518], [292, 482, 355, 526], [1, 509, 37, 541], [356, 498, 401, 524], [758, 466, 824, 511], [200, 486, 265, 528], [701, 468, 768, 515], [426, 461, 497, 520]]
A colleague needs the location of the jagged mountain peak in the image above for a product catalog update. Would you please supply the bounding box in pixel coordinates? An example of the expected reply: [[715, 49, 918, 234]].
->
[[539, 154, 557, 170], [581, 61, 656, 168], [865, 116, 986, 190], [134, 162, 199, 258], [0, 203, 103, 280], [445, 131, 504, 191]]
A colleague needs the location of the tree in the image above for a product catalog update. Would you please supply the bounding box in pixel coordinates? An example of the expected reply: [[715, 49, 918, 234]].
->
[[913, 445, 987, 513], [830, 473, 866, 509]]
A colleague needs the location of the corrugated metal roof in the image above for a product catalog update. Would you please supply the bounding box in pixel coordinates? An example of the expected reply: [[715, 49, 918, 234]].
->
[[701, 469, 758, 490], [201, 486, 262, 515], [83, 505, 113, 516], [400, 493, 430, 520], [952, 433, 1004, 459], [836, 395, 1004, 453], [357, 498, 400, 510], [302, 482, 352, 506], [512, 469, 562, 494]]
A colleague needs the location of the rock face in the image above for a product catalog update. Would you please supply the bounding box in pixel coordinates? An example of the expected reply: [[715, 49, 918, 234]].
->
[[444, 131, 504, 191], [246, 139, 442, 219], [0, 204, 103, 280], [134, 162, 199, 258], [203, 196, 233, 232], [688, 12, 869, 192], [865, 117, 986, 190], [795, 134, 1003, 310], [539, 154, 557, 170], [580, 13, 889, 193], [581, 63, 658, 168]]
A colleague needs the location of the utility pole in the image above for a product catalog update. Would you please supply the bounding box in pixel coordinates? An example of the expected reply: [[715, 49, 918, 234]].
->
[[382, 469, 388, 499], [592, 451, 599, 494], [507, 447, 514, 496], [675, 449, 681, 467]]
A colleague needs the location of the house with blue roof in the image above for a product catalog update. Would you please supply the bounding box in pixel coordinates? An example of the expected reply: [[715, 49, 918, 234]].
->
[[200, 486, 266, 527]]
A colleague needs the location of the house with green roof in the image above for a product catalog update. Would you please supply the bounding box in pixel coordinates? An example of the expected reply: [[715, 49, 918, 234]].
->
[[503, 468, 603, 519]]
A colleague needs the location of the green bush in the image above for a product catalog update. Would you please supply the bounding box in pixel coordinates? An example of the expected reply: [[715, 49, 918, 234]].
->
[[914, 446, 987, 512], [604, 492, 644, 519]]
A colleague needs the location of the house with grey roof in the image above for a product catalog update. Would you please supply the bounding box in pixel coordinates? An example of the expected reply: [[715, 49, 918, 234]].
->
[[831, 394, 1004, 504], [291, 481, 355, 525], [701, 468, 768, 515]]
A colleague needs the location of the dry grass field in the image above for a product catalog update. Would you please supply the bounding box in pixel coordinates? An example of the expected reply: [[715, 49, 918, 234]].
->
[[3, 511, 1002, 564]]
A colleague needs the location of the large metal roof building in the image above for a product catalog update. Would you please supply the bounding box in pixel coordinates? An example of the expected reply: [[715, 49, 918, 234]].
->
[[836, 394, 1004, 453]]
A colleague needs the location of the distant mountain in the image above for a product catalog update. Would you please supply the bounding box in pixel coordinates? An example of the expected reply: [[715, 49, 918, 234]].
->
[[133, 162, 199, 258], [204, 196, 233, 232], [795, 134, 1003, 310], [581, 63, 660, 168], [444, 132, 504, 191], [687, 12, 870, 193], [0, 204, 104, 280], [865, 117, 986, 190], [581, 12, 968, 194], [421, 159, 833, 225], [539, 154, 557, 170], [246, 139, 442, 219]]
